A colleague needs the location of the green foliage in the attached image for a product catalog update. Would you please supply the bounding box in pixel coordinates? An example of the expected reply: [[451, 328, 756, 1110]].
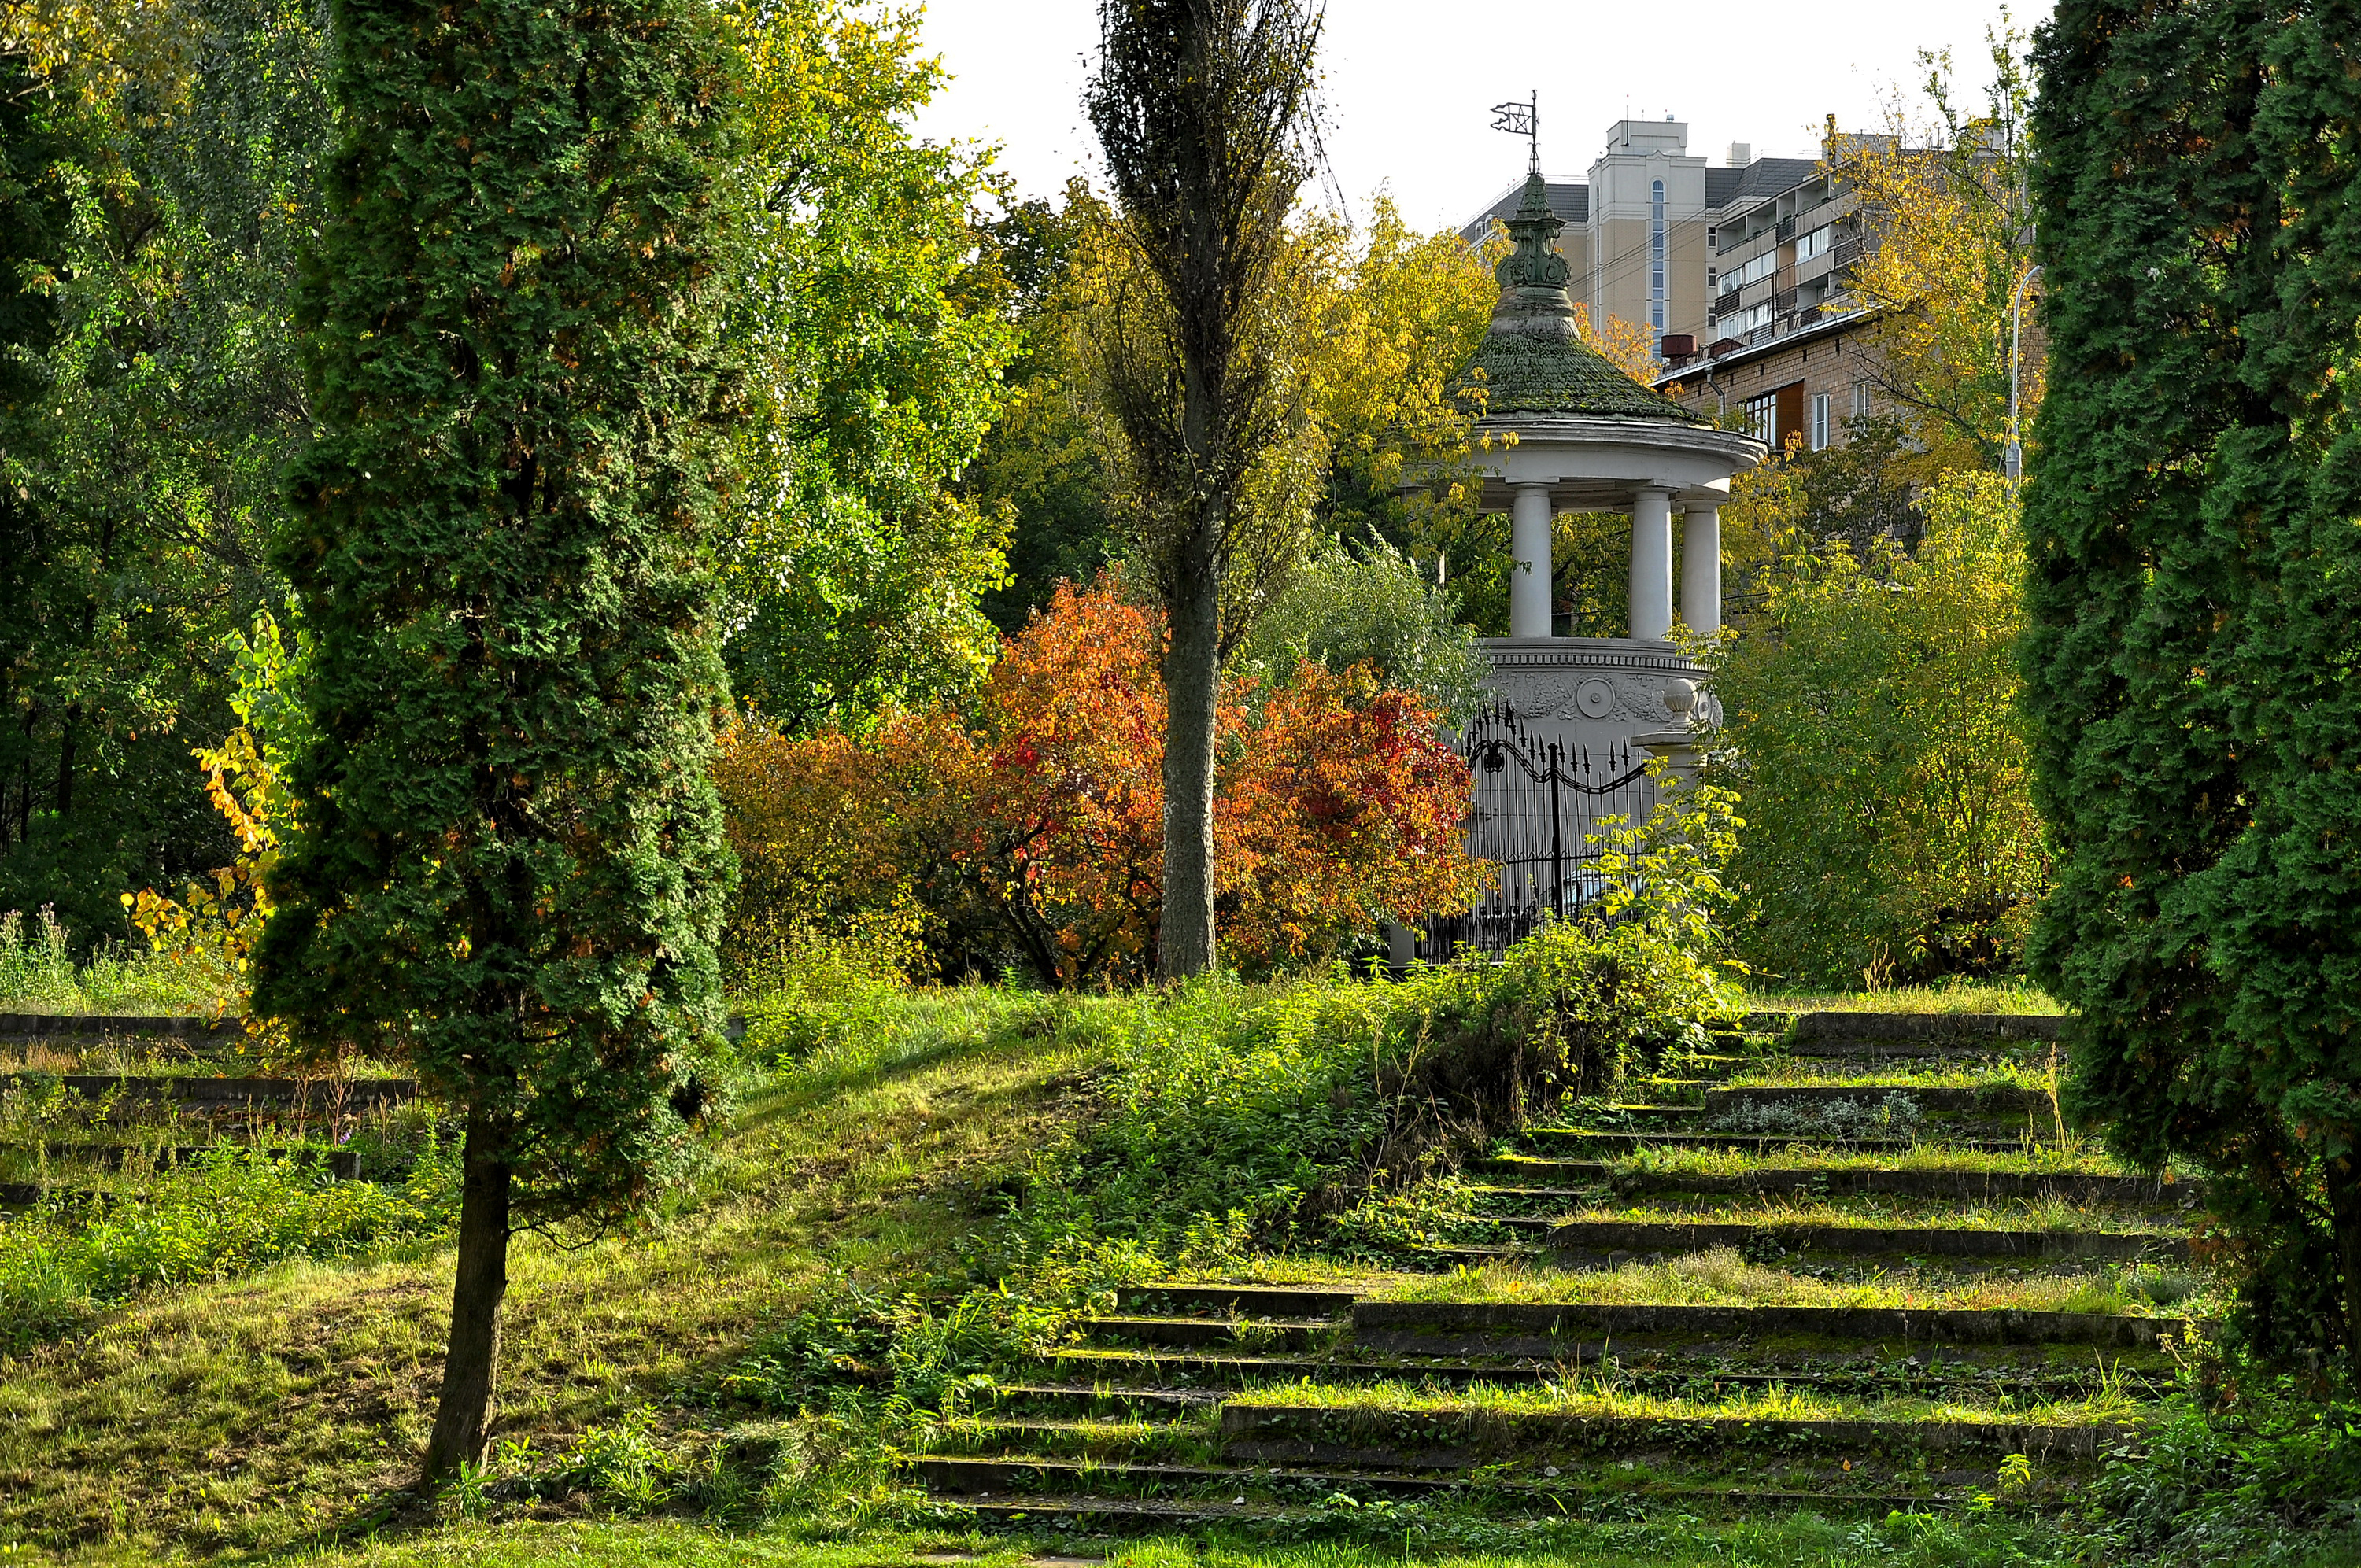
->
[[1235, 533, 1490, 726], [1710, 471, 2047, 987], [0, 1142, 461, 1354], [720, 1, 1020, 734], [993, 787, 1746, 1267], [254, 0, 745, 1220], [2025, 0, 2361, 1365], [0, 0, 331, 944], [0, 903, 225, 1013]]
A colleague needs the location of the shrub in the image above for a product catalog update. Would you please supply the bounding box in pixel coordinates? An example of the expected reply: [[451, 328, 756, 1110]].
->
[[0, 1141, 462, 1353], [1707, 471, 2047, 987], [716, 578, 1485, 986], [992, 784, 1746, 1265]]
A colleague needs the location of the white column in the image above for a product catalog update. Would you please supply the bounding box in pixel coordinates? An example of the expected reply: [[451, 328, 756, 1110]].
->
[[1628, 485, 1674, 643], [1509, 483, 1554, 638], [1681, 503, 1722, 636]]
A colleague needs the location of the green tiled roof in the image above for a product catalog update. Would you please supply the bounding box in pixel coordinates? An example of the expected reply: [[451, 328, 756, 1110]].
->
[[1457, 169, 1702, 426], [1461, 330, 1700, 421]]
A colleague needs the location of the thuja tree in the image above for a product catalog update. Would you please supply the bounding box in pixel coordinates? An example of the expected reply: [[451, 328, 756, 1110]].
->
[[2026, 1, 2361, 1363], [253, 0, 743, 1478]]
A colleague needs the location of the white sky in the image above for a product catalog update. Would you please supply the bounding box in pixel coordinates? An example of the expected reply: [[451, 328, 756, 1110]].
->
[[908, 0, 2045, 232]]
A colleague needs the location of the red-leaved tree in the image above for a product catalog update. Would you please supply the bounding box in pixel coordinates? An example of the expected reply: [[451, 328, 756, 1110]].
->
[[717, 579, 1483, 986]]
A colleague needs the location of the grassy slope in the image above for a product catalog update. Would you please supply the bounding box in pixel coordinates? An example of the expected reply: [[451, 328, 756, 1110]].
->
[[0, 991, 1082, 1562], [2, 983, 2353, 1568]]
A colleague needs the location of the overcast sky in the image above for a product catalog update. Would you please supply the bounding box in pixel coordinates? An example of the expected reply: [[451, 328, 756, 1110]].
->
[[908, 0, 2045, 232]]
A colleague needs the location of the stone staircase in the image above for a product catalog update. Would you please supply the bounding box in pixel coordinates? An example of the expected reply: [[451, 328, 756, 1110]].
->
[[914, 1009, 2199, 1534]]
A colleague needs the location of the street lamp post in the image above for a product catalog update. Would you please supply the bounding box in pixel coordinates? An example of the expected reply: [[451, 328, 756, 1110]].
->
[[2004, 263, 2045, 484]]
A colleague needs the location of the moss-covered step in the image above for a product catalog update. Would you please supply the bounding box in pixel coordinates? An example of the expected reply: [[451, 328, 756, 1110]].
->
[[1346, 1300, 2188, 1363], [1114, 1284, 1362, 1316], [0, 1073, 415, 1109], [1777, 1013, 2064, 1056], [1542, 1219, 2186, 1264], [1072, 1315, 1342, 1352], [1522, 1128, 2034, 1154], [1216, 1399, 2130, 1470], [914, 1455, 1956, 1515]]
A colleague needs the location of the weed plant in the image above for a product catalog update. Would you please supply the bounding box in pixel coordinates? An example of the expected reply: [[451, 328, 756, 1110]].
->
[[0, 1134, 460, 1352], [0, 906, 238, 1016], [1747, 979, 2064, 1016]]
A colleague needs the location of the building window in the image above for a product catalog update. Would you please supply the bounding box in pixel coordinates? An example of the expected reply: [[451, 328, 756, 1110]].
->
[[1650, 179, 1667, 348], [1851, 378, 1872, 418], [1796, 224, 1833, 261], [1715, 302, 1773, 336], [1809, 392, 1831, 451], [1744, 393, 1775, 444], [1706, 225, 1718, 253], [1720, 250, 1776, 298]]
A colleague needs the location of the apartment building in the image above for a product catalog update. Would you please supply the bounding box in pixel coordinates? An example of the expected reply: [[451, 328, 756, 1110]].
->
[[1460, 120, 1885, 452]]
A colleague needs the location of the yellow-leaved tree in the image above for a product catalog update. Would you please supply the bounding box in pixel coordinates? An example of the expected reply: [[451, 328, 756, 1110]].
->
[[124, 614, 301, 1019], [1834, 20, 2041, 473]]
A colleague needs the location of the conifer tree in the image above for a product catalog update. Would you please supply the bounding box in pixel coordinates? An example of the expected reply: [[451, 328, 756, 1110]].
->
[[253, 0, 744, 1478], [2026, 0, 2361, 1362]]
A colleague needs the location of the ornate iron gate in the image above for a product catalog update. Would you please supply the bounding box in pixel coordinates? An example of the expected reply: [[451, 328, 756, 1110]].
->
[[1413, 702, 1653, 960]]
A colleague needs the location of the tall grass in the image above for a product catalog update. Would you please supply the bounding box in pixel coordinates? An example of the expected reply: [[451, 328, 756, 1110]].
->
[[0, 1140, 461, 1354], [0, 906, 238, 1016]]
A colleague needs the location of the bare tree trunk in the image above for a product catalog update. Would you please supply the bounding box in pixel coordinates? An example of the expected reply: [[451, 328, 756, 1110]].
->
[[1159, 544, 1222, 980], [423, 1108, 513, 1484]]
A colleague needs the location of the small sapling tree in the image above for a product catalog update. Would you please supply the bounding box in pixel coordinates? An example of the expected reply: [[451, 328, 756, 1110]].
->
[[255, 0, 743, 1479]]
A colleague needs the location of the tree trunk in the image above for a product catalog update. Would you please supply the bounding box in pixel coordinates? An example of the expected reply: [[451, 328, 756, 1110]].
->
[[2333, 1157, 2361, 1382], [1158, 552, 1222, 981], [423, 1107, 513, 1484]]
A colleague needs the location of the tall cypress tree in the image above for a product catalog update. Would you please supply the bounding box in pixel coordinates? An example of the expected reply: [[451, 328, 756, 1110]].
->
[[2027, 0, 2361, 1363], [254, 0, 743, 1478]]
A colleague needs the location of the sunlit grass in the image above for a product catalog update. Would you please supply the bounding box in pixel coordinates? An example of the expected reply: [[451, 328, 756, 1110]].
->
[[1747, 980, 2063, 1016]]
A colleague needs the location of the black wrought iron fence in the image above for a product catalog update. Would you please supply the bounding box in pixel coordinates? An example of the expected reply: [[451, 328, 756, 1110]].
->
[[1412, 701, 1653, 961]]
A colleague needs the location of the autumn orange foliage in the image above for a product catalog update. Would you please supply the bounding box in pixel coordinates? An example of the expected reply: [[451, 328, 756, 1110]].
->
[[715, 580, 1483, 986]]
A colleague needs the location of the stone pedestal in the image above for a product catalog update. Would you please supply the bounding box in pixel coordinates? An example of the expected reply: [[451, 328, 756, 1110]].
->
[[1477, 636, 1716, 768]]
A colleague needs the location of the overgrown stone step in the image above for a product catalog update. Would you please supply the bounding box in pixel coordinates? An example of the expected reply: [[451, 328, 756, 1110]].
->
[[0, 1073, 416, 1109], [1023, 1352, 2140, 1401], [1476, 1159, 2189, 1206], [1776, 1013, 2064, 1056], [1705, 1085, 2052, 1116], [985, 1382, 1233, 1412], [1217, 1400, 2127, 1469], [1347, 1301, 2190, 1360], [1524, 1129, 2038, 1154], [915, 1455, 1953, 1515], [0, 1142, 361, 1179], [0, 1013, 244, 1046], [1046, 1348, 1557, 1387], [1114, 1284, 1360, 1317], [931, 1488, 1972, 1533], [1073, 1315, 1339, 1352], [1543, 1218, 2186, 1264]]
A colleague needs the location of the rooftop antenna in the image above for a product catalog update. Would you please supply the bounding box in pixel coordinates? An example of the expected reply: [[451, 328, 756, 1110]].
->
[[1491, 90, 1539, 171]]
